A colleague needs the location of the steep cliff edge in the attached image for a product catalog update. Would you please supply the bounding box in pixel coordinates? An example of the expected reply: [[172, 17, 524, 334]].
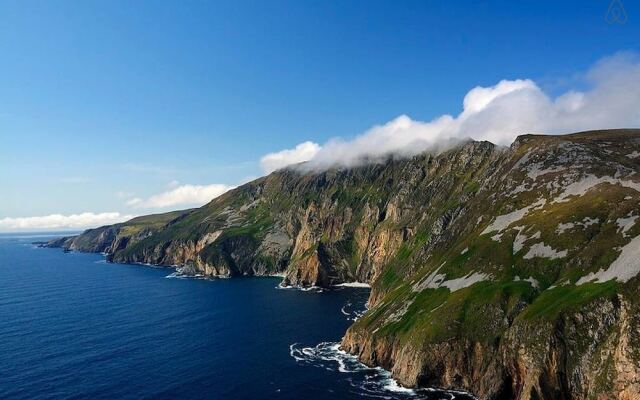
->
[[46, 129, 640, 399], [341, 129, 640, 399]]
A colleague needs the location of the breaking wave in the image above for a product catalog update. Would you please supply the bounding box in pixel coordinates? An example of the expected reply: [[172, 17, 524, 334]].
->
[[276, 283, 325, 292], [164, 270, 223, 280], [289, 342, 476, 400], [334, 282, 371, 288], [340, 300, 367, 321]]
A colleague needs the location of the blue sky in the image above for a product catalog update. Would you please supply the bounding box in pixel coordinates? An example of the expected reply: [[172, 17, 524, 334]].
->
[[1, 0, 639, 230]]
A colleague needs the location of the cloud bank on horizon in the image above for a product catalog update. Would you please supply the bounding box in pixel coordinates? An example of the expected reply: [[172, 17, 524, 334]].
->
[[0, 182, 236, 232], [261, 52, 640, 172], [0, 212, 135, 232]]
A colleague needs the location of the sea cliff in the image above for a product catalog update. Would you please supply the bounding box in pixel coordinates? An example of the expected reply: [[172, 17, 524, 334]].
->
[[46, 129, 640, 399]]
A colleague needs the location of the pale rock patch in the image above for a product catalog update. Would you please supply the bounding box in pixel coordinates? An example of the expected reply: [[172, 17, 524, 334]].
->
[[510, 182, 532, 195], [556, 222, 575, 234], [412, 265, 446, 292], [523, 242, 568, 259], [553, 175, 640, 203], [526, 163, 565, 180], [384, 298, 415, 324], [514, 275, 540, 289], [626, 151, 640, 159], [556, 217, 599, 234], [616, 214, 638, 237], [576, 234, 640, 284], [524, 276, 540, 289], [512, 226, 527, 253], [482, 198, 546, 234], [440, 272, 490, 292], [197, 230, 223, 248], [412, 263, 489, 293]]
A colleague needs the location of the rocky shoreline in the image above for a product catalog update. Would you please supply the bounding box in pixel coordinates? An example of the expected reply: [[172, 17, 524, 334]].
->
[[44, 130, 640, 399]]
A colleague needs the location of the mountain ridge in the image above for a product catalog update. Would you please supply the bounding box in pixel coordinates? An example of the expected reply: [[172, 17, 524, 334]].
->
[[45, 129, 640, 399]]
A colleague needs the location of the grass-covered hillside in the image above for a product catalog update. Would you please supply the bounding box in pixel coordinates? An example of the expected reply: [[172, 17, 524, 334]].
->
[[47, 209, 192, 253], [48, 129, 640, 399]]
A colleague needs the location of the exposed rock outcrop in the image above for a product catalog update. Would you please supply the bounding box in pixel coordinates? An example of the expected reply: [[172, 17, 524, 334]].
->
[[45, 129, 640, 399]]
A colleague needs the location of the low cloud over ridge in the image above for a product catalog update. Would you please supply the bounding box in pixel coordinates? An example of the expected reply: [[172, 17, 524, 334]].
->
[[260, 141, 321, 174], [10, 53, 639, 232], [262, 52, 640, 171]]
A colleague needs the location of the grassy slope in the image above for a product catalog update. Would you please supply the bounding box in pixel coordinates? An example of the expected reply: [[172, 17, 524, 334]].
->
[[352, 129, 640, 351], [49, 130, 640, 396]]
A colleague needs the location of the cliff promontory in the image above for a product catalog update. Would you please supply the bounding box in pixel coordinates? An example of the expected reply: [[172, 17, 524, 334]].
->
[[46, 129, 640, 399]]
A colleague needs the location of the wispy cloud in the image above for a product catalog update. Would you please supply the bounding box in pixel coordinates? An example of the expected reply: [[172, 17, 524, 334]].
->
[[0, 212, 135, 232], [126, 183, 234, 209], [263, 52, 640, 172]]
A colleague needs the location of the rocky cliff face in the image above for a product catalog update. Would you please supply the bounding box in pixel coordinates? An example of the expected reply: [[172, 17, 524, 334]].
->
[[46, 129, 640, 399], [342, 292, 640, 400]]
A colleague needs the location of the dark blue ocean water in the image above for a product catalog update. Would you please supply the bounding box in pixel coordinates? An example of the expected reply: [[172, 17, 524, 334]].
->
[[0, 234, 473, 400]]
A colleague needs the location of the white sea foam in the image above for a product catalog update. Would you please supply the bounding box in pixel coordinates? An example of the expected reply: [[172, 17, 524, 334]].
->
[[289, 342, 476, 399], [289, 342, 409, 392], [276, 283, 324, 292], [334, 282, 371, 288], [164, 267, 227, 280], [165, 271, 188, 279], [338, 300, 367, 322], [382, 377, 416, 394]]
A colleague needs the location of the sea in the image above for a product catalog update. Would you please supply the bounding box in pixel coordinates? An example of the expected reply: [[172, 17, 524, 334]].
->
[[0, 233, 474, 400]]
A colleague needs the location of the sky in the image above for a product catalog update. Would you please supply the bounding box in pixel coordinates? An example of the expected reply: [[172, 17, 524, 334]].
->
[[1, 0, 640, 231]]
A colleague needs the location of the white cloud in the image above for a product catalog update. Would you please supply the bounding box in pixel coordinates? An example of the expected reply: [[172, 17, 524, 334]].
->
[[10, 53, 638, 230], [270, 52, 640, 172], [127, 183, 234, 209], [0, 212, 135, 232], [260, 141, 321, 173]]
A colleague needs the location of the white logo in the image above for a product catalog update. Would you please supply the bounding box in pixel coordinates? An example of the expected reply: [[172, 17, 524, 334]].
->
[[606, 0, 628, 24]]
